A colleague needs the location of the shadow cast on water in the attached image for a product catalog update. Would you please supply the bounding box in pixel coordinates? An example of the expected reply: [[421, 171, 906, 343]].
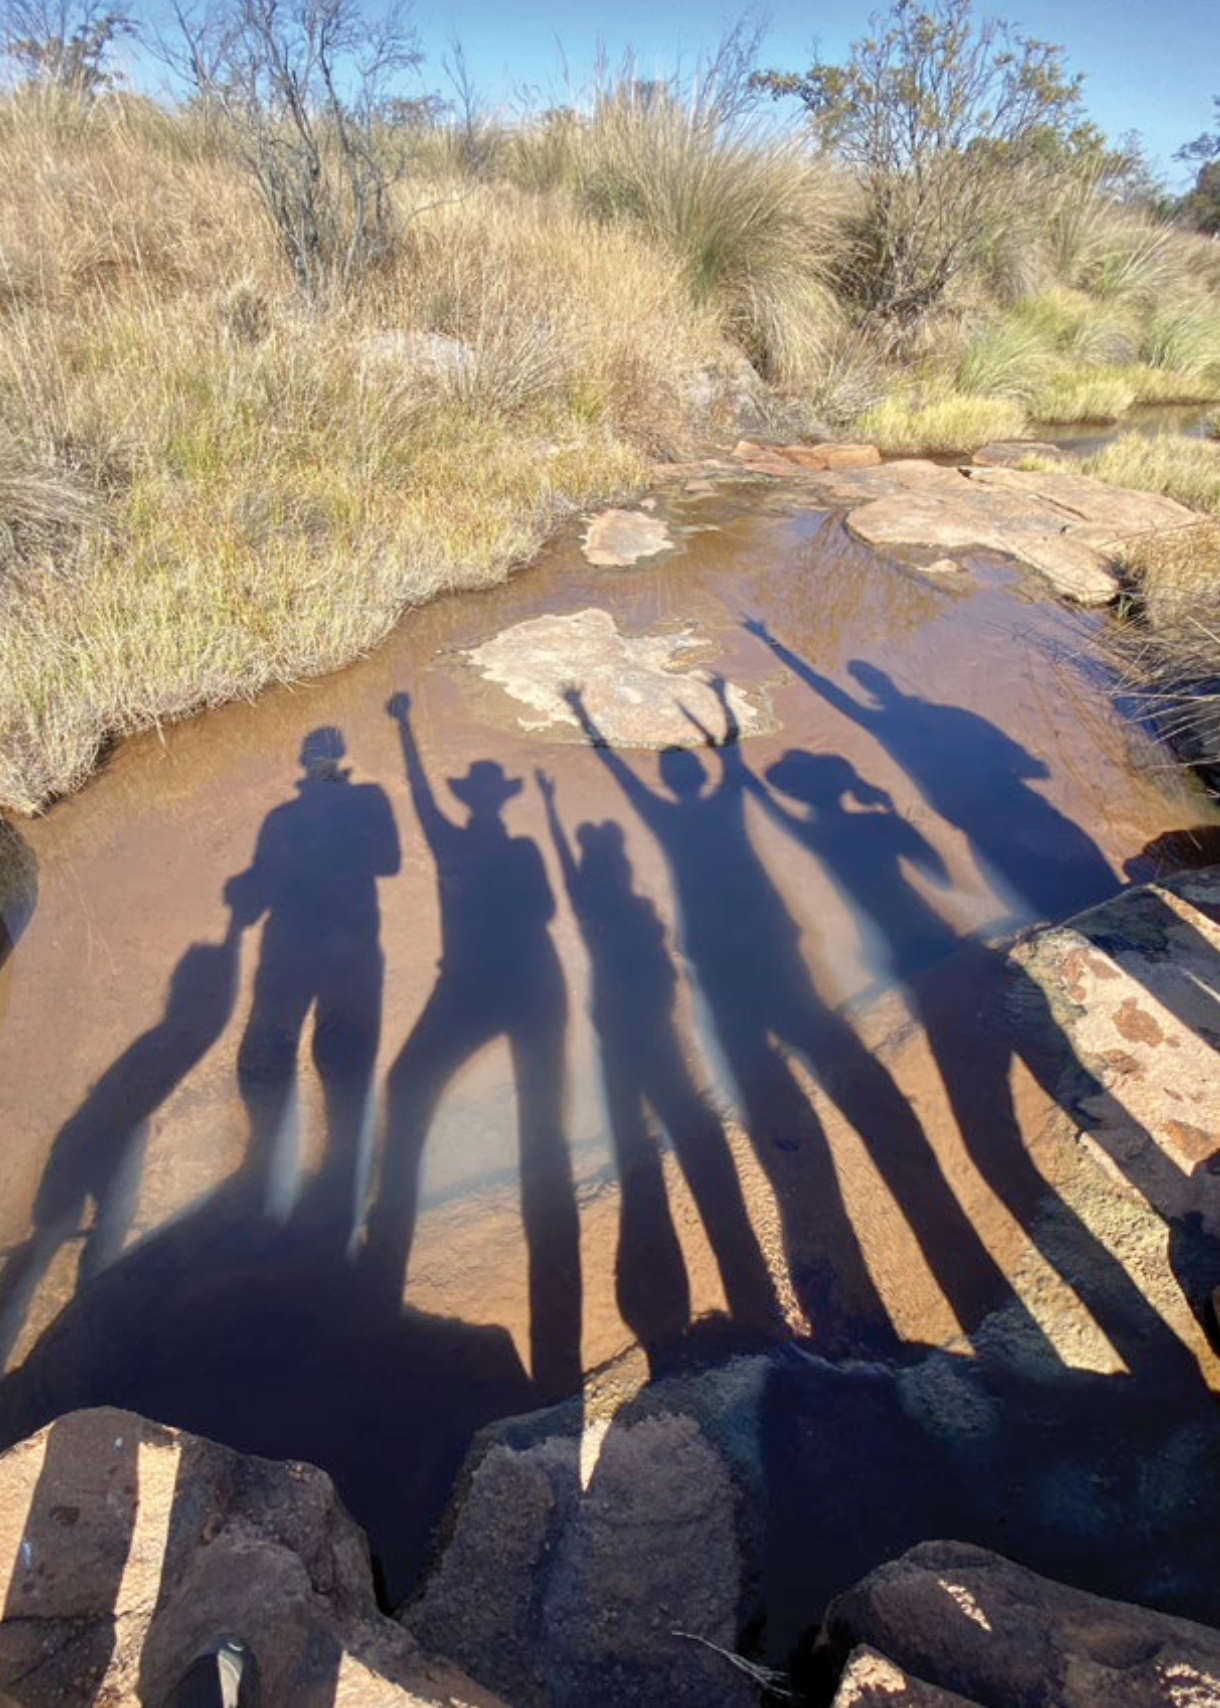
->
[[538, 771, 781, 1370], [229, 726, 400, 1237], [566, 679, 1036, 1355], [0, 722, 544, 1608], [365, 693, 582, 1402], [4, 627, 1220, 1671]]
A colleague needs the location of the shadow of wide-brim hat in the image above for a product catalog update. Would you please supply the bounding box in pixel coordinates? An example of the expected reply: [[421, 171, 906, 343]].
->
[[449, 759, 524, 809]]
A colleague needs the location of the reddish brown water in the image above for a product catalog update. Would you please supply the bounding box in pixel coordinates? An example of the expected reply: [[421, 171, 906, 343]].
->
[[1, 482, 1217, 1598]]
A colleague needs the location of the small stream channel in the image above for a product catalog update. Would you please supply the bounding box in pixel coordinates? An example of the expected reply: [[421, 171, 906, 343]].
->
[[1, 465, 1218, 1607]]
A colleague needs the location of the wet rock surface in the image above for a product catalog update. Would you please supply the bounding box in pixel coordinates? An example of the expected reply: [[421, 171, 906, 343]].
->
[[581, 509, 674, 568], [0, 1407, 498, 1708], [462, 607, 770, 747], [792, 459, 1197, 605], [823, 1540, 1220, 1707]]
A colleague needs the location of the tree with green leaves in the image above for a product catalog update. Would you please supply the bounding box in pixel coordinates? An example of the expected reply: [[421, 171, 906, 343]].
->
[[1176, 100, 1220, 235], [755, 0, 1091, 320]]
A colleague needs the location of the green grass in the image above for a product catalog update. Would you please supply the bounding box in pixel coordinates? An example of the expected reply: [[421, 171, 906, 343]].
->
[[1078, 434, 1220, 516], [856, 392, 1027, 454]]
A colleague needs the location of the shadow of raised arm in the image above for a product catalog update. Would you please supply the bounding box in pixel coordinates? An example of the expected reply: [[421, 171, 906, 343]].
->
[[564, 685, 655, 816], [386, 687, 452, 849], [743, 619, 862, 722], [536, 770, 579, 897]]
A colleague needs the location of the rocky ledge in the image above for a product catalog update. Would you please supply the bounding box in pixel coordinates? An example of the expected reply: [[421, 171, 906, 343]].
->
[[0, 1408, 500, 1707], [652, 440, 1198, 607]]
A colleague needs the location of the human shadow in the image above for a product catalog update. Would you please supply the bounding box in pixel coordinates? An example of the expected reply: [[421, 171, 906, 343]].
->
[[366, 693, 581, 1401], [753, 635, 1205, 1385], [0, 915, 244, 1367], [751, 625, 1119, 924], [228, 726, 399, 1240], [0, 1164, 538, 1617], [538, 771, 780, 1367], [566, 682, 1019, 1355]]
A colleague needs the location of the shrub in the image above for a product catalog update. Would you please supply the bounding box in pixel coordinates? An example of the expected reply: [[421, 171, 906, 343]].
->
[[167, 0, 423, 302], [755, 0, 1090, 321], [570, 48, 849, 383]]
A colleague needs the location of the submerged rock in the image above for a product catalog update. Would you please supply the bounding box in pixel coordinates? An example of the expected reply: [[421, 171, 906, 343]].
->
[[971, 441, 1064, 468], [823, 1540, 1220, 1707], [463, 607, 770, 748], [0, 1408, 497, 1708]]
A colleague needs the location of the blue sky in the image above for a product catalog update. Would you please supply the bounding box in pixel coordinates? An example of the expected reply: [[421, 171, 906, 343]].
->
[[407, 0, 1218, 189]]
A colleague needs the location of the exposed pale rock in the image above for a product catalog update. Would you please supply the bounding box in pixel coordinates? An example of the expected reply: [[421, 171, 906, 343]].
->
[[824, 1541, 1220, 1707], [0, 1409, 498, 1708], [581, 509, 674, 567], [795, 458, 1199, 605], [359, 330, 475, 381], [682, 356, 769, 432], [963, 462, 1195, 535], [832, 1645, 981, 1705], [463, 607, 768, 748], [408, 1413, 754, 1708]]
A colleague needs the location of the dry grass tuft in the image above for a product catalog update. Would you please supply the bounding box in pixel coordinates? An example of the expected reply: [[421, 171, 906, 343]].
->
[[0, 93, 725, 812]]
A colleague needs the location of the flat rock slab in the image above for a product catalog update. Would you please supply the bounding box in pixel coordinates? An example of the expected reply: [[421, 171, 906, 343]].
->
[[581, 509, 673, 567], [824, 1540, 1220, 1707], [1013, 867, 1220, 1238], [796, 460, 1199, 606], [732, 440, 882, 476], [463, 608, 768, 748]]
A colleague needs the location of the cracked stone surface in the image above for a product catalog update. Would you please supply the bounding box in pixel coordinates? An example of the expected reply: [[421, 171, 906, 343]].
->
[[462, 608, 769, 748], [1014, 867, 1220, 1239]]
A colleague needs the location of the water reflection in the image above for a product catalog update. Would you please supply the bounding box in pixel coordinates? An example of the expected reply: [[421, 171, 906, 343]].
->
[[367, 694, 581, 1399]]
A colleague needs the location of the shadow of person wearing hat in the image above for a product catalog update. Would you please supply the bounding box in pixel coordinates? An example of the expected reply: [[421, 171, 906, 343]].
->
[[367, 693, 581, 1399], [227, 726, 400, 1240]]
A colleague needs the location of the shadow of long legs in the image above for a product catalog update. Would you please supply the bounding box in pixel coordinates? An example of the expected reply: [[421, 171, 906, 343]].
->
[[918, 947, 1207, 1383], [511, 1004, 583, 1398]]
